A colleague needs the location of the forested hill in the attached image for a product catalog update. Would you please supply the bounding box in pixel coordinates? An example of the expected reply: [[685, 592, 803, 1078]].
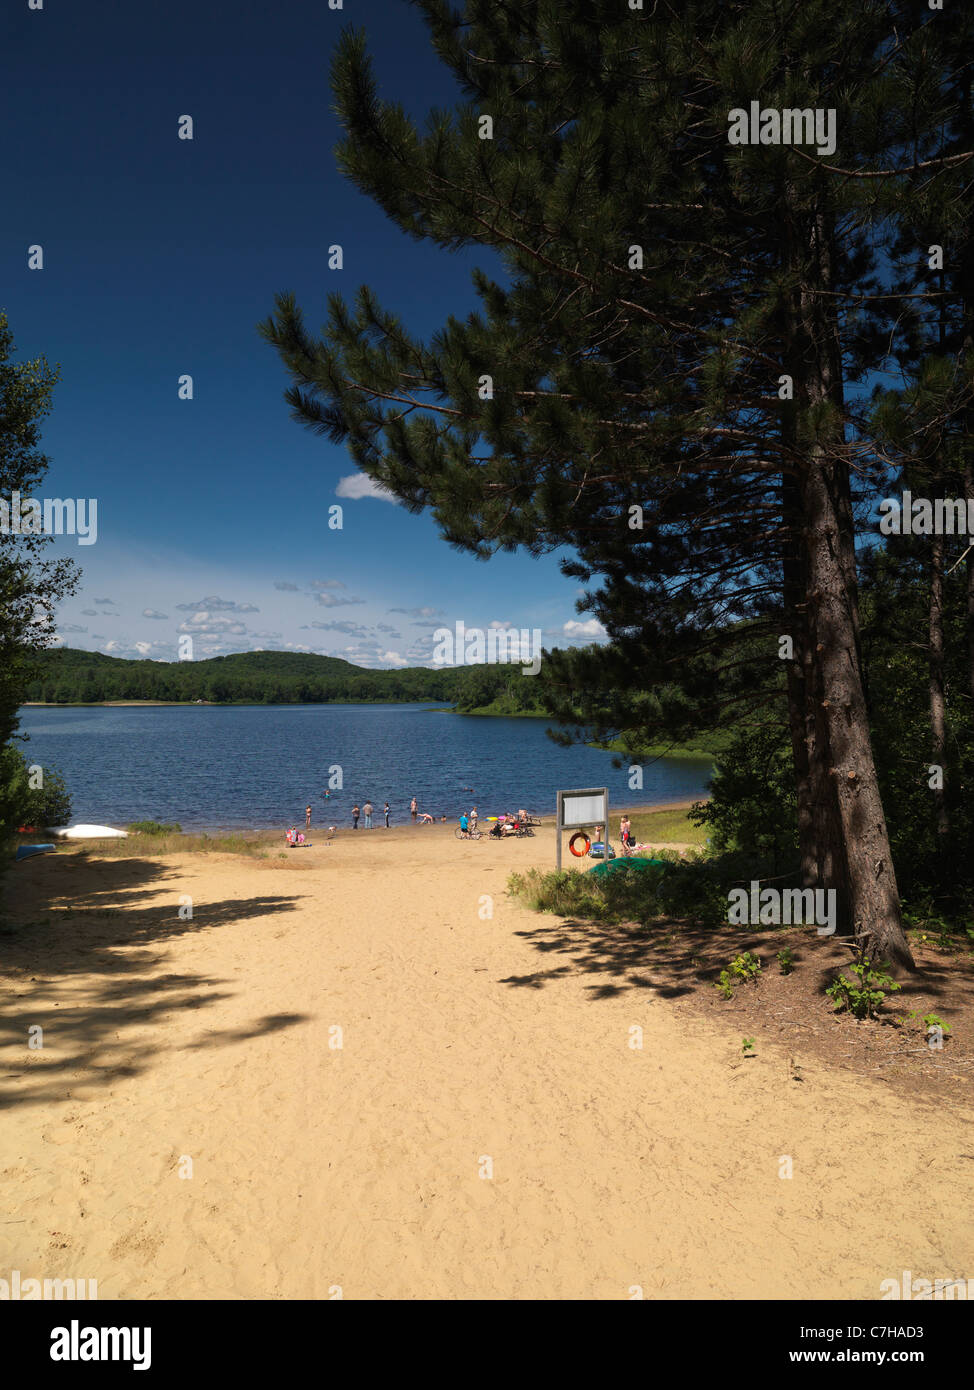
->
[[22, 647, 546, 708], [24, 647, 460, 705]]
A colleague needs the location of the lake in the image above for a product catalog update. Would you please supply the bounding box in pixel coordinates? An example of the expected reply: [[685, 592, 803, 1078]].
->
[[15, 704, 713, 831]]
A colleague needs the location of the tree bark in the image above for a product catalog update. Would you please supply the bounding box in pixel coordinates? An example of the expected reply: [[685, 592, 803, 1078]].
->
[[790, 199, 914, 969], [928, 532, 949, 837]]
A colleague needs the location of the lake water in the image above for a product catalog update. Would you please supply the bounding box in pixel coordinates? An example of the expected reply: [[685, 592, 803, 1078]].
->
[[15, 704, 713, 831]]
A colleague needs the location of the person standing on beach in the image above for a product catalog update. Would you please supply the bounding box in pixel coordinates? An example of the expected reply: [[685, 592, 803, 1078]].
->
[[363, 800, 373, 829], [469, 805, 478, 833], [306, 804, 312, 829], [352, 804, 360, 830], [383, 801, 390, 828], [410, 796, 417, 821]]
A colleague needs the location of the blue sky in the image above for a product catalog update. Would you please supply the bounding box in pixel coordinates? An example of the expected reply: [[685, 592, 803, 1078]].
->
[[2, 0, 604, 668]]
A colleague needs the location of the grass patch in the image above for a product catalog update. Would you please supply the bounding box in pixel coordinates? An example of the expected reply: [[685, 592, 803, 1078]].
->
[[598, 731, 730, 761], [509, 850, 726, 929], [82, 831, 271, 858], [625, 805, 709, 846]]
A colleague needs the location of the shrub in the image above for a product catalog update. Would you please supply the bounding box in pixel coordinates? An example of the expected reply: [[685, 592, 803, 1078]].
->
[[126, 820, 182, 835], [0, 744, 72, 834], [826, 959, 901, 1020]]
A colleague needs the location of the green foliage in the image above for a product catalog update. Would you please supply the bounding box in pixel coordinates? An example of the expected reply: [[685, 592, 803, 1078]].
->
[[730, 951, 761, 983], [508, 853, 724, 929], [741, 1038, 755, 1055], [859, 547, 974, 918], [777, 947, 795, 976], [0, 743, 71, 835], [25, 646, 477, 705], [688, 725, 797, 871], [826, 960, 901, 1020], [907, 1010, 951, 1037], [126, 820, 181, 836], [716, 951, 762, 1000], [1, 311, 80, 854]]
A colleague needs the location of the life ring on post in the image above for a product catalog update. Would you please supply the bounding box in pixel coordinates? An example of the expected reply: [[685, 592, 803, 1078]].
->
[[569, 832, 591, 858]]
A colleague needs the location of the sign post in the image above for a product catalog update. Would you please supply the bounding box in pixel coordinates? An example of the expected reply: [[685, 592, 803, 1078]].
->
[[555, 786, 609, 871]]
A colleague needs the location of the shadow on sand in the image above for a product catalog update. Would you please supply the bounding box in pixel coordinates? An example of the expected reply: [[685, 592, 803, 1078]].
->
[[0, 850, 308, 1110]]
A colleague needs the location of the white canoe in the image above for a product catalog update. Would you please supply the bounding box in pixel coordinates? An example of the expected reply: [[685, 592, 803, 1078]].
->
[[46, 824, 129, 839]]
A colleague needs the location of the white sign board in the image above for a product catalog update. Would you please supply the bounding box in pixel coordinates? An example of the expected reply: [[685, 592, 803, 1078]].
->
[[561, 792, 607, 828], [556, 787, 609, 871]]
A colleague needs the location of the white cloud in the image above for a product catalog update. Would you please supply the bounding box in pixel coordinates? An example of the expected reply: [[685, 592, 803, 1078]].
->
[[563, 618, 607, 640], [315, 591, 366, 609], [175, 596, 259, 614], [335, 473, 399, 504]]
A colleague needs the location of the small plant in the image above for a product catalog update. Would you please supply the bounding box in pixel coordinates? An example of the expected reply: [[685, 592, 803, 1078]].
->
[[777, 946, 795, 975], [908, 1009, 951, 1037], [730, 951, 761, 983], [741, 1037, 755, 1055], [127, 820, 182, 836], [715, 952, 760, 999], [826, 958, 901, 1020]]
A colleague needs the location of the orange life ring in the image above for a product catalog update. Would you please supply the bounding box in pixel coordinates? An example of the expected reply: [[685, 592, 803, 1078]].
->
[[569, 832, 591, 857]]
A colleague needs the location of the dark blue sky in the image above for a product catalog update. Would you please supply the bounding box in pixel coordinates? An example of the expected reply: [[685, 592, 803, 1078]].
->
[[2, 0, 600, 666]]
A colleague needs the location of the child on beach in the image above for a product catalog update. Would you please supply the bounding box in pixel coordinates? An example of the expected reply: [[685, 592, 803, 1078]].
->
[[352, 805, 360, 830], [620, 816, 632, 848], [383, 801, 390, 827], [363, 801, 373, 829], [306, 805, 312, 828]]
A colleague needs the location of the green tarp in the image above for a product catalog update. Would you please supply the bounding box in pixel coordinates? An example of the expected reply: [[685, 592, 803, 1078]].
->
[[587, 856, 670, 878]]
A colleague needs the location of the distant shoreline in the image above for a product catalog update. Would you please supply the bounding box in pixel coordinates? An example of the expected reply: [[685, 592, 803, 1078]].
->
[[20, 699, 455, 709], [51, 796, 709, 840]]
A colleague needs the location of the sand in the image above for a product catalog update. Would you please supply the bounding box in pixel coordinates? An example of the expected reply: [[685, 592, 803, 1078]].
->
[[2, 821, 972, 1301]]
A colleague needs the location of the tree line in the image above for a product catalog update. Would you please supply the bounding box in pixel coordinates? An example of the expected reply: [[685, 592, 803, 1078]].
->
[[23, 647, 480, 706]]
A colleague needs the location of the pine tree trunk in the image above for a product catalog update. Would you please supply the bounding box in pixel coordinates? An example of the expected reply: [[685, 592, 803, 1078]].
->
[[791, 200, 914, 970], [964, 449, 974, 711], [929, 533, 949, 836], [781, 473, 818, 887]]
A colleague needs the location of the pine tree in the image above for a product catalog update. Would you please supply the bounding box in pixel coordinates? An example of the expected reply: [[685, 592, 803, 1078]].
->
[[263, 1, 971, 966]]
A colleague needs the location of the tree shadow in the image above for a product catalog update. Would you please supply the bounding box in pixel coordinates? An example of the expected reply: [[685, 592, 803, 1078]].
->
[[503, 915, 708, 1000], [505, 905, 974, 1038], [0, 851, 308, 1110]]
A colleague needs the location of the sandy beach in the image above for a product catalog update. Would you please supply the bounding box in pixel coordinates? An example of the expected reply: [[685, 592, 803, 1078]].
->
[[2, 819, 972, 1301]]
